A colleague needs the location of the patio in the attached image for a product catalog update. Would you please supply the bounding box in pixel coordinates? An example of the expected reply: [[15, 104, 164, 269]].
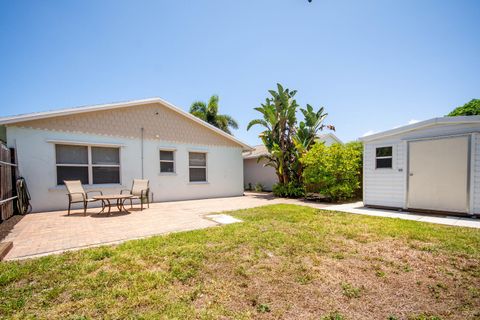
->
[[2, 193, 329, 260]]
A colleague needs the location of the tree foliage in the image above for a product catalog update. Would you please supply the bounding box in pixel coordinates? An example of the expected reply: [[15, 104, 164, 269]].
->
[[447, 99, 480, 116], [190, 95, 239, 134], [247, 83, 333, 196], [302, 141, 363, 201]]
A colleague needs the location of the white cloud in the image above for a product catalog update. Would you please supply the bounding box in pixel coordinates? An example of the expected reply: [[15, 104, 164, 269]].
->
[[362, 130, 376, 137], [362, 119, 421, 138]]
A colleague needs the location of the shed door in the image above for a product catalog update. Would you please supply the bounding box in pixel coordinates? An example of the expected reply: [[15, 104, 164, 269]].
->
[[407, 136, 469, 213]]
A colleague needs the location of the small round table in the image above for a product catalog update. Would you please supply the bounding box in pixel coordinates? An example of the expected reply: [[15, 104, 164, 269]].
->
[[93, 194, 133, 215]]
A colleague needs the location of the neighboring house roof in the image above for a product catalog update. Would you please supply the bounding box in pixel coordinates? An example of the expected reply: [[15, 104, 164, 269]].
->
[[360, 116, 480, 142], [316, 132, 343, 145], [242, 132, 342, 159], [0, 97, 252, 150], [243, 145, 269, 159]]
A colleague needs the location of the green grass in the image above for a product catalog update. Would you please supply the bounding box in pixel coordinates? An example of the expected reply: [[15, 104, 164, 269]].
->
[[0, 204, 479, 319]]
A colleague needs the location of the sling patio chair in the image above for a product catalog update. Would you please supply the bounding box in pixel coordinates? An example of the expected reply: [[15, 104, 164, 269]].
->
[[121, 179, 150, 210], [64, 180, 103, 216]]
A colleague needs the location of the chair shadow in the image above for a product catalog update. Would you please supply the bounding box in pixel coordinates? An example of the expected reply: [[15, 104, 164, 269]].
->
[[244, 192, 275, 200], [90, 211, 131, 218], [62, 206, 146, 217]]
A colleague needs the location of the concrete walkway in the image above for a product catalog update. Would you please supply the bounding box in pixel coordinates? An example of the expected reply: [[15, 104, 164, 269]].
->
[[326, 201, 480, 228], [2, 193, 479, 261]]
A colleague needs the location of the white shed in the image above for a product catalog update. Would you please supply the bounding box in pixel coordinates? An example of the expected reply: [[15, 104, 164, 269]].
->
[[360, 116, 480, 216]]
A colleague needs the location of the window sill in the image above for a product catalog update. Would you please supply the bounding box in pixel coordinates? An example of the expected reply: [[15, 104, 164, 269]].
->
[[159, 172, 177, 176], [188, 181, 209, 185], [49, 184, 125, 192]]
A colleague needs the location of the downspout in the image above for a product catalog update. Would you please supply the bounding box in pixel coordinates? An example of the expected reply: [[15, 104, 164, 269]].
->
[[141, 127, 144, 179]]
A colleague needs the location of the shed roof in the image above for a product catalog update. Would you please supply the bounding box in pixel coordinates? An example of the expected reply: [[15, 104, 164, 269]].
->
[[360, 116, 480, 142]]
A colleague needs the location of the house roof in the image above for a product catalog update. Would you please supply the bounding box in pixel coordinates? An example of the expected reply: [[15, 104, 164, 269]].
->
[[0, 97, 252, 150], [242, 145, 269, 159], [360, 116, 480, 142], [317, 132, 343, 144]]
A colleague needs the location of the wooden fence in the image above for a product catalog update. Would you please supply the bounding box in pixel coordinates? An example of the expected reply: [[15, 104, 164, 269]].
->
[[0, 143, 16, 221]]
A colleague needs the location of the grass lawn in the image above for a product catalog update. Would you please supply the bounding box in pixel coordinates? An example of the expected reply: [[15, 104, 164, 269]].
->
[[1, 204, 479, 320]]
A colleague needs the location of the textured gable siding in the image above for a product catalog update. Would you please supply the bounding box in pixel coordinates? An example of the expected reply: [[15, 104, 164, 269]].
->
[[8, 102, 239, 147]]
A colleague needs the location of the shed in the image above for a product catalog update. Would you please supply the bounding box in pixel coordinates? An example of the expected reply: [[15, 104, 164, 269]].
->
[[360, 116, 480, 216]]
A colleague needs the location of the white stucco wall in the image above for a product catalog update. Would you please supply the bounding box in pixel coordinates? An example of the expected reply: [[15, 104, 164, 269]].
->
[[363, 122, 480, 214], [243, 158, 277, 191], [7, 126, 244, 212]]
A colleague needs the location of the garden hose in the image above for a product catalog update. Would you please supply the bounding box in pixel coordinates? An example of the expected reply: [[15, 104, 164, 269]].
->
[[16, 177, 32, 215]]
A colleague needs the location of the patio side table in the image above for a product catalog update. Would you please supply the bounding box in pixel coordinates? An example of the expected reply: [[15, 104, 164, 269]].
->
[[93, 194, 133, 215]]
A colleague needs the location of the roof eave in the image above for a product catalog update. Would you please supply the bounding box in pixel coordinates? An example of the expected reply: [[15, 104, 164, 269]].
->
[[0, 98, 253, 151], [359, 116, 480, 142]]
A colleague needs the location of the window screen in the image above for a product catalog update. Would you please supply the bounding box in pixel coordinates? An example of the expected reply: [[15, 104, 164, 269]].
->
[[160, 150, 175, 173], [56, 144, 120, 185], [375, 146, 393, 169], [56, 145, 88, 164], [189, 152, 207, 182]]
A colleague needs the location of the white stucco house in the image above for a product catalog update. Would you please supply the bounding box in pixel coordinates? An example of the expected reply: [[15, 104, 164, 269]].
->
[[243, 132, 342, 191], [360, 116, 480, 216], [0, 98, 251, 212]]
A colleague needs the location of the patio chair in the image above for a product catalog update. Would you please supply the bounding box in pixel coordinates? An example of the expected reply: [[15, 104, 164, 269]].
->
[[64, 180, 103, 216], [121, 179, 150, 210]]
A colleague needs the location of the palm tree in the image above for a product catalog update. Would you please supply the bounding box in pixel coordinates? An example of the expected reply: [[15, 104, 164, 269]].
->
[[247, 83, 331, 185], [189, 95, 239, 134]]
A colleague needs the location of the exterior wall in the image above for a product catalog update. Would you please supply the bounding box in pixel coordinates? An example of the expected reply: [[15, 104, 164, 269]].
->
[[7, 126, 244, 212], [363, 140, 406, 208], [243, 158, 277, 191], [10, 102, 238, 147], [363, 123, 480, 214], [472, 133, 480, 214]]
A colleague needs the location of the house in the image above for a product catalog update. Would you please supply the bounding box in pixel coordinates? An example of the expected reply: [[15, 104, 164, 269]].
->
[[360, 116, 480, 216], [0, 98, 251, 212], [243, 133, 342, 191]]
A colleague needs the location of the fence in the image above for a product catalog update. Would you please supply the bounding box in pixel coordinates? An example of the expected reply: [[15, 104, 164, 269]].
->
[[0, 143, 16, 221]]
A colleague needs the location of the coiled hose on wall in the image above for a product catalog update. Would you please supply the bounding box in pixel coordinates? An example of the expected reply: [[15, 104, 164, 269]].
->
[[16, 177, 31, 214]]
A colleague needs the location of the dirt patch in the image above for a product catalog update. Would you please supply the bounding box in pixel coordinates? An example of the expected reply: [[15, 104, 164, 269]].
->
[[194, 239, 480, 319], [0, 214, 23, 242]]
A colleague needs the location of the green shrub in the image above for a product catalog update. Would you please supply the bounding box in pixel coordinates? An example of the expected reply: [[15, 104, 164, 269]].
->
[[302, 141, 363, 201], [254, 183, 264, 192], [272, 182, 305, 198]]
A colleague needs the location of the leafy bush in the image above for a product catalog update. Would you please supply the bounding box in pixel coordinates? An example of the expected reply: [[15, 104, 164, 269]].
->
[[254, 183, 264, 192], [272, 182, 305, 198], [302, 141, 363, 201], [447, 99, 480, 116]]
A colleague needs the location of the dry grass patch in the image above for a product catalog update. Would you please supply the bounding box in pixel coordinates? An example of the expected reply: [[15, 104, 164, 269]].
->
[[0, 204, 479, 319]]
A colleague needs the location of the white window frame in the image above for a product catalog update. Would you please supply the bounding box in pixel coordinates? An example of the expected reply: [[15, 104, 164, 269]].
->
[[188, 151, 208, 183], [375, 146, 393, 169], [159, 149, 176, 174], [55, 144, 121, 185]]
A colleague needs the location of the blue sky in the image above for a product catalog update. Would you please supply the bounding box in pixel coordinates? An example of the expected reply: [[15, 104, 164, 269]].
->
[[1, 0, 479, 145]]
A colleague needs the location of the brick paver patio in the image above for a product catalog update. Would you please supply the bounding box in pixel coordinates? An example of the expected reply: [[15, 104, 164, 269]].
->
[[3, 193, 318, 260]]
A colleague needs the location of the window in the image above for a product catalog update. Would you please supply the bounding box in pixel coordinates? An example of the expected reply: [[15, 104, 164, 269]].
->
[[56, 144, 120, 185], [189, 152, 207, 182], [375, 146, 393, 169], [160, 150, 175, 173]]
